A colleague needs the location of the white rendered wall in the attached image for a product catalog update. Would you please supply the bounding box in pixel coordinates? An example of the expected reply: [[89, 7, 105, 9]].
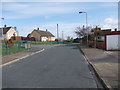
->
[[106, 35, 120, 50], [41, 37, 47, 42], [6, 28, 18, 40]]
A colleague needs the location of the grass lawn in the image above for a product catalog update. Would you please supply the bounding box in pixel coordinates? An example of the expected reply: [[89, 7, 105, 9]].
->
[[2, 44, 27, 56], [31, 41, 54, 45]]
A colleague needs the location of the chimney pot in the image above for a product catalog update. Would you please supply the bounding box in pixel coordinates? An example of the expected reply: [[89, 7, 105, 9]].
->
[[4, 25, 6, 27], [115, 28, 117, 31]]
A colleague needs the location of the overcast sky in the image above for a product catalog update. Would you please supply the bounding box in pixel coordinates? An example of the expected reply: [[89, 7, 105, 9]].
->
[[1, 1, 118, 39]]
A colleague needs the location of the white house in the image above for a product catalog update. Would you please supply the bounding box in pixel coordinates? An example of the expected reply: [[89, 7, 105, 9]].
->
[[0, 25, 18, 40]]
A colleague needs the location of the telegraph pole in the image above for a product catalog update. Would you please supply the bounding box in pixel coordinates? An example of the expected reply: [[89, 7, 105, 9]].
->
[[1, 17, 4, 38], [62, 31, 63, 41], [57, 24, 59, 39]]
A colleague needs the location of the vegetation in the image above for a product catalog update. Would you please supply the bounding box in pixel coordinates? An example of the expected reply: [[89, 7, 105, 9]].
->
[[74, 26, 91, 38], [2, 40, 29, 56], [2, 43, 27, 56], [31, 41, 54, 45], [31, 41, 75, 45]]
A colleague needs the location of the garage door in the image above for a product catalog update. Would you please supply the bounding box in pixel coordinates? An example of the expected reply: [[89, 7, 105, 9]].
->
[[106, 35, 120, 50]]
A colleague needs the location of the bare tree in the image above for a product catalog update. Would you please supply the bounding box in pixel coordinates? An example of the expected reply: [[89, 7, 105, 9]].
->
[[75, 25, 91, 38]]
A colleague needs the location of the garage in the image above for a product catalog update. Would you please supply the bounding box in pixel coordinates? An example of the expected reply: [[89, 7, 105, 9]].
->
[[104, 31, 120, 50]]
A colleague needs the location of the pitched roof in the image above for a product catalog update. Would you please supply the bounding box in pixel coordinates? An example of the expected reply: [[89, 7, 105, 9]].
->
[[34, 30, 55, 37], [101, 29, 111, 34], [0, 27, 11, 34]]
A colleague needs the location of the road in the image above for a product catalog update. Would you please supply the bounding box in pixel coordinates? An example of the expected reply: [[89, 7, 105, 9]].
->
[[3, 44, 98, 88]]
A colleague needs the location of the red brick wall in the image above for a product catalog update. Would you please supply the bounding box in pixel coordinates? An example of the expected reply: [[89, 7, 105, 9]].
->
[[11, 36, 22, 40], [88, 41, 94, 47], [11, 36, 36, 41], [88, 41, 105, 49], [96, 42, 105, 49]]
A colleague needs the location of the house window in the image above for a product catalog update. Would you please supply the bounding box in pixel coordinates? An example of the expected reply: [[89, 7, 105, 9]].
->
[[97, 36, 101, 39]]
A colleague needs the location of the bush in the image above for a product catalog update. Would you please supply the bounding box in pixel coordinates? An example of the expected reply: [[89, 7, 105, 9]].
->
[[89, 44, 93, 48]]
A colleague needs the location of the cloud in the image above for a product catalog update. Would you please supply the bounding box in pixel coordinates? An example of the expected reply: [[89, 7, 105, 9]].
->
[[2, 2, 104, 19], [18, 22, 81, 39], [1, 0, 118, 2], [100, 2, 118, 7], [2, 2, 79, 19], [102, 17, 118, 30]]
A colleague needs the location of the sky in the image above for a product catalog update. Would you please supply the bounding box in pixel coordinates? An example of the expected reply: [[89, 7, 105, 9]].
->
[[1, 1, 118, 39]]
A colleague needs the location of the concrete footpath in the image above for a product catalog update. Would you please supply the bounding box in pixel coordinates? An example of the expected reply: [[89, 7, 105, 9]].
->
[[79, 44, 119, 89], [2, 46, 43, 65]]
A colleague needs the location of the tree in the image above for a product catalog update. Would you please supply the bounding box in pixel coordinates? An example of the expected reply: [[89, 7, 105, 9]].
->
[[74, 25, 92, 44], [75, 25, 91, 38]]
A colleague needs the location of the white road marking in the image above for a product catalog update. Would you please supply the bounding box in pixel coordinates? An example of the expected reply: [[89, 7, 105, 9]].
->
[[0, 49, 45, 67]]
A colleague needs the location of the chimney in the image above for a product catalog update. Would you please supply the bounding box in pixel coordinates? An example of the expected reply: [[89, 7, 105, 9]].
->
[[37, 28, 39, 30], [115, 28, 117, 31], [4, 25, 6, 27], [46, 29, 48, 32], [14, 27, 16, 30]]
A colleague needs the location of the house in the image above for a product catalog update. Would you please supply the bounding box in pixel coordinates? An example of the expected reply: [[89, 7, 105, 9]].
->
[[88, 27, 112, 49], [91, 27, 111, 41], [104, 31, 120, 50], [97, 29, 111, 41], [28, 28, 55, 42], [0, 25, 18, 40]]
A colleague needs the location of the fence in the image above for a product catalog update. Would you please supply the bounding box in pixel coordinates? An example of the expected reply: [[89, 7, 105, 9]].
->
[[2, 40, 31, 56]]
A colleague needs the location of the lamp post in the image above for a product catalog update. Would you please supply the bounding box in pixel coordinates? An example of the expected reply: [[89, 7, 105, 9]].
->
[[57, 24, 59, 39], [79, 11, 88, 45], [1, 17, 4, 39]]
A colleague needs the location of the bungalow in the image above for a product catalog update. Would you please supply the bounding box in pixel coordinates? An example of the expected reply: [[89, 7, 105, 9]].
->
[[96, 29, 111, 41], [28, 28, 55, 42], [89, 27, 112, 49], [91, 27, 111, 41], [0, 25, 18, 40]]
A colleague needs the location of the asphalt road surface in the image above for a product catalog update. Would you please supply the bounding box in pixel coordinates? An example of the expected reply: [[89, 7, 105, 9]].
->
[[3, 44, 97, 88]]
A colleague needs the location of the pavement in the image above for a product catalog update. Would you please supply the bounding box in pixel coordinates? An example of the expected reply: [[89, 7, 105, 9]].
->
[[79, 44, 119, 89], [1, 44, 61, 66], [2, 46, 43, 65]]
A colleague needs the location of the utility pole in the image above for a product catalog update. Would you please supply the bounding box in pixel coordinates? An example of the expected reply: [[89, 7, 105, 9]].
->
[[1, 17, 4, 39], [62, 31, 63, 41], [79, 11, 88, 45], [57, 24, 59, 39]]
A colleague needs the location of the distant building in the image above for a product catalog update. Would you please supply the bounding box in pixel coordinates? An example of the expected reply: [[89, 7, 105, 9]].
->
[[28, 28, 55, 42], [91, 27, 111, 41], [0, 25, 18, 40], [97, 29, 112, 41]]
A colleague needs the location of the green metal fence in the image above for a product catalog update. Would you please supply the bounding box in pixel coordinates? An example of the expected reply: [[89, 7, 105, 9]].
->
[[2, 40, 31, 56]]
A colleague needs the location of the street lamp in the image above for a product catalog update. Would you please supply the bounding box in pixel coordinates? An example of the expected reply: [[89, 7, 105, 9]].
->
[[1, 17, 4, 39], [79, 11, 88, 45]]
